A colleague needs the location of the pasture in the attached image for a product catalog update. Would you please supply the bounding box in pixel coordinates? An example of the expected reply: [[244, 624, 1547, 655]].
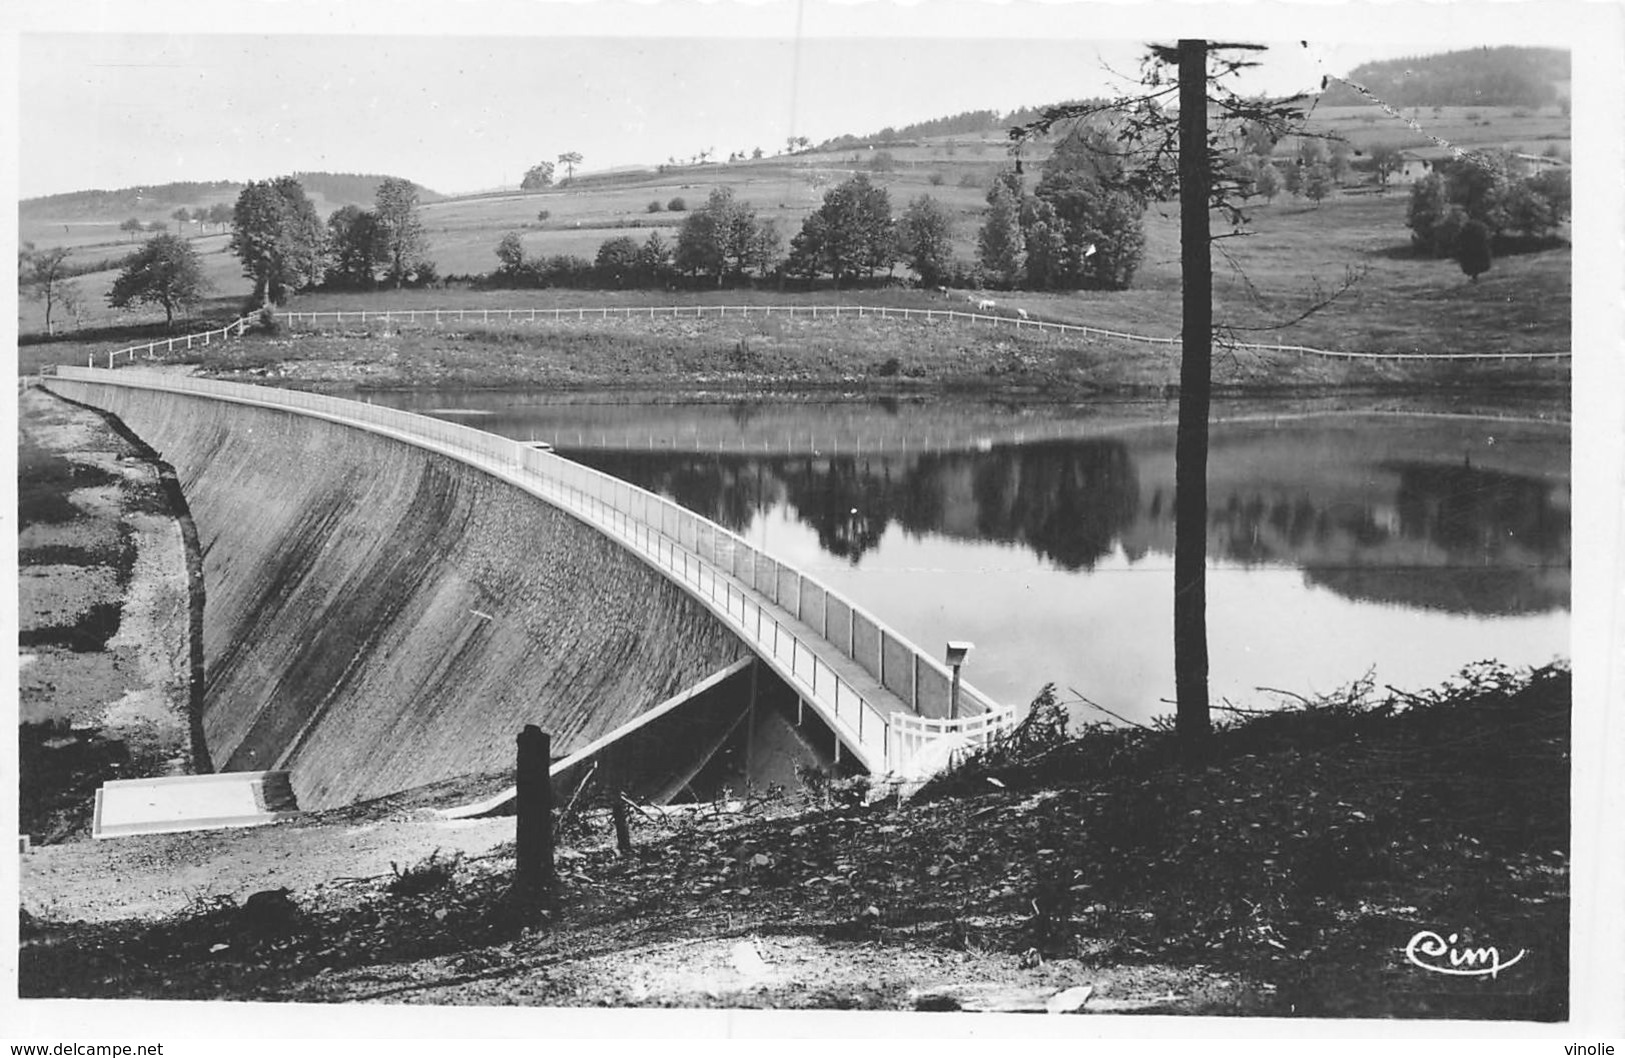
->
[[389, 187, 1571, 360], [18, 103, 1569, 360], [16, 233, 247, 334]]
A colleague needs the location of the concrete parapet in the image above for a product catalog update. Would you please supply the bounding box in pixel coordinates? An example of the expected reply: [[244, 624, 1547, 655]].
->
[[47, 381, 749, 810]]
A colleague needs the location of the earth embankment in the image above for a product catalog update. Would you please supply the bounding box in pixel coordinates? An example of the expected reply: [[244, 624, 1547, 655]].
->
[[42, 378, 750, 810]]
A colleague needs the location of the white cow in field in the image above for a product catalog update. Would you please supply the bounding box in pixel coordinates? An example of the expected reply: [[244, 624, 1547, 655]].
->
[[976, 298, 996, 312], [1016, 308, 1030, 320]]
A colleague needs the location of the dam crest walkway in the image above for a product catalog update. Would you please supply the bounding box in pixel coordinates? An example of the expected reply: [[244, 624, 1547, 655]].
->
[[45, 364, 1017, 781]]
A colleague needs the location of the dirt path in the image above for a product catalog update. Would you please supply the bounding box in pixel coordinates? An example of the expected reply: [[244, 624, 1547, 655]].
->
[[20, 809, 516, 923], [17, 387, 195, 843]]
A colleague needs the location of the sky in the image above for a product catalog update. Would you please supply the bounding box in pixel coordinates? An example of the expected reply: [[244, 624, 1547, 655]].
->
[[10, 0, 1590, 200]]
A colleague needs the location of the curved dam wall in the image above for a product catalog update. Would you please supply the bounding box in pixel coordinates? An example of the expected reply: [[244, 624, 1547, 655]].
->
[[48, 380, 750, 810]]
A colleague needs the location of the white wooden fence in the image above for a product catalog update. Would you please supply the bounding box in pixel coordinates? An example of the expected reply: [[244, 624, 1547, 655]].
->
[[278, 304, 1572, 363], [93, 315, 261, 370]]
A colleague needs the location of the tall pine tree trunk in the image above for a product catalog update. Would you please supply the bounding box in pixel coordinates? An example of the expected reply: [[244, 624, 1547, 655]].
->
[[1174, 39, 1213, 759]]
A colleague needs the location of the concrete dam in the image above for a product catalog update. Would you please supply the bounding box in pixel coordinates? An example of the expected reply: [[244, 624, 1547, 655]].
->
[[43, 369, 1012, 813]]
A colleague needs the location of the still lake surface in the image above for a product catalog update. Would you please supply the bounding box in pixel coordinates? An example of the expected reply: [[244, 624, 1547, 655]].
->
[[371, 391, 1571, 725]]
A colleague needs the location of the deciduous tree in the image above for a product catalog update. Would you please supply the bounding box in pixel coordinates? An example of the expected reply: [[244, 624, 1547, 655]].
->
[[1029, 132, 1147, 289], [976, 176, 1024, 288], [1252, 159, 1282, 202], [636, 231, 674, 284], [748, 218, 783, 277], [1455, 218, 1493, 282], [230, 176, 323, 307], [373, 177, 429, 288], [897, 194, 955, 288], [791, 174, 897, 285], [1368, 143, 1404, 188], [785, 212, 829, 282], [18, 243, 80, 335], [595, 235, 640, 286], [675, 187, 776, 284], [1020, 199, 1069, 290], [521, 161, 555, 190], [326, 205, 386, 288], [494, 231, 527, 276], [1406, 172, 1453, 255], [108, 233, 210, 325], [1303, 161, 1335, 205], [557, 151, 583, 181]]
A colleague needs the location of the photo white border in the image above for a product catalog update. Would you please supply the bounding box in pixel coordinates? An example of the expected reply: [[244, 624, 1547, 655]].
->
[[3, 0, 1620, 1046]]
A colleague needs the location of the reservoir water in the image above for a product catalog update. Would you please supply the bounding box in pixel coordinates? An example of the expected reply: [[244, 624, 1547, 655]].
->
[[372, 391, 1570, 726]]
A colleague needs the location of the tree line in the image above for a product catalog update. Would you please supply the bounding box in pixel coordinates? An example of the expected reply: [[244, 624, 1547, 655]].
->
[[812, 100, 1103, 154], [225, 174, 435, 302], [480, 129, 1147, 294], [1316, 46, 1568, 109], [1406, 151, 1570, 282], [71, 174, 437, 328]]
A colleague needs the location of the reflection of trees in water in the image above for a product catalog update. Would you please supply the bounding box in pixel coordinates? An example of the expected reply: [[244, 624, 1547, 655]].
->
[[572, 444, 1568, 614], [727, 401, 764, 430], [1205, 461, 1568, 569], [1198, 459, 1569, 615], [1303, 566, 1569, 617], [968, 442, 1140, 570], [578, 453, 772, 533], [778, 457, 896, 563], [1387, 461, 1567, 558], [1211, 493, 1339, 564], [1302, 460, 1570, 616], [574, 439, 1142, 569]]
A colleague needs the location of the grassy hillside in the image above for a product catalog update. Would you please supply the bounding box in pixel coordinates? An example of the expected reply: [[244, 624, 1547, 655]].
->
[[406, 95, 1568, 278], [396, 175, 1570, 361], [20, 100, 1568, 358], [18, 173, 444, 298], [19, 178, 1570, 369]]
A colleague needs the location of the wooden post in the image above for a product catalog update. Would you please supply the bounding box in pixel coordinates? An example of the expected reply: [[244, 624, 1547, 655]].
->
[[745, 658, 760, 784], [1174, 38, 1214, 759], [611, 791, 633, 857], [515, 725, 553, 898]]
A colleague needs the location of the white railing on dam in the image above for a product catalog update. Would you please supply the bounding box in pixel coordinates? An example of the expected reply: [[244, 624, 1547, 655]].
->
[[278, 304, 1573, 363], [43, 365, 1018, 780]]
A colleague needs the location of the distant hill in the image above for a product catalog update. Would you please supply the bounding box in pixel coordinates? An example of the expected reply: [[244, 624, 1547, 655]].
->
[[1318, 46, 1569, 108], [290, 172, 445, 208], [814, 101, 1098, 153], [805, 46, 1571, 155], [19, 181, 241, 221], [20, 172, 443, 222]]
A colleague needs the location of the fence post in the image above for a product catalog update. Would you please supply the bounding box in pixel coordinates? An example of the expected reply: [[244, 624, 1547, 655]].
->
[[611, 792, 633, 856], [514, 725, 553, 902]]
